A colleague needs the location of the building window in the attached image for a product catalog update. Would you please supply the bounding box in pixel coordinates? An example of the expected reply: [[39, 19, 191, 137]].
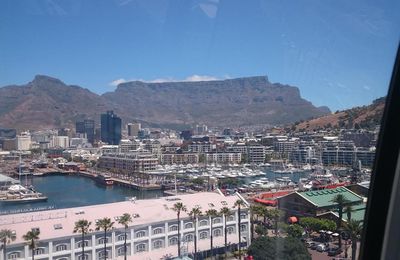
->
[[78, 254, 89, 260], [136, 243, 147, 252], [169, 237, 178, 246], [117, 234, 126, 241], [34, 248, 45, 255], [213, 228, 222, 237], [227, 215, 235, 222], [7, 252, 20, 259], [240, 224, 247, 232], [169, 225, 178, 232], [240, 213, 248, 219], [98, 250, 108, 259], [213, 217, 222, 224], [199, 231, 208, 239], [227, 226, 235, 234], [98, 237, 109, 244], [199, 220, 208, 226], [136, 231, 146, 238], [77, 240, 89, 248], [185, 222, 193, 229], [117, 246, 126, 256], [153, 227, 164, 235], [153, 239, 164, 249], [56, 244, 67, 251], [184, 234, 194, 242]]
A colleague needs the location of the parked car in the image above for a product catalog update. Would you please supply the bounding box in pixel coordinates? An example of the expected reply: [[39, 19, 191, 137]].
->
[[316, 243, 327, 252], [327, 247, 343, 256], [305, 241, 315, 248], [310, 243, 318, 250]]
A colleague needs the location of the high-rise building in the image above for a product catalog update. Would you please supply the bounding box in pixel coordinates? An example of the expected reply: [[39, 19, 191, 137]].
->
[[76, 119, 95, 144], [127, 123, 141, 137], [16, 132, 31, 151], [101, 111, 122, 145]]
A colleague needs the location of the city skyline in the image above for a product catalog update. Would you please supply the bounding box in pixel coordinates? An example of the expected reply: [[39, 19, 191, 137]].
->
[[1, 0, 399, 111]]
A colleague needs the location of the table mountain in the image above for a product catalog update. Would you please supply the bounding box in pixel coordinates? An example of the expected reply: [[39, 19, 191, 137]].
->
[[0, 75, 330, 130]]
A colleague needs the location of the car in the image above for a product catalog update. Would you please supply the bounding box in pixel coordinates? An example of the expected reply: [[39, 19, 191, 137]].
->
[[316, 243, 327, 252], [327, 247, 343, 256], [310, 243, 318, 250], [305, 241, 314, 248]]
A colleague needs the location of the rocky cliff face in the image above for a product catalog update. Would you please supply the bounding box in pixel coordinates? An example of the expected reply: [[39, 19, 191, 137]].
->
[[0, 75, 329, 130]]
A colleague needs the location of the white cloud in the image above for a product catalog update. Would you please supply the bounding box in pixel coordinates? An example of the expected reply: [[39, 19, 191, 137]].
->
[[363, 85, 371, 90], [185, 75, 219, 82], [109, 78, 128, 87]]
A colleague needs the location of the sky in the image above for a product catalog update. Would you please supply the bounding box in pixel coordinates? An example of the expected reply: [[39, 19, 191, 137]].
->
[[0, 0, 399, 111]]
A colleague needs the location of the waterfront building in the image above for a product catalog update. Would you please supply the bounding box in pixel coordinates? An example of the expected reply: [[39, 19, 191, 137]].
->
[[0, 192, 250, 260], [16, 132, 32, 151], [101, 111, 122, 145], [98, 151, 158, 173], [188, 142, 216, 153], [246, 145, 266, 164], [76, 120, 95, 144], [160, 153, 199, 165], [127, 123, 141, 137], [205, 152, 242, 164], [119, 140, 141, 153]]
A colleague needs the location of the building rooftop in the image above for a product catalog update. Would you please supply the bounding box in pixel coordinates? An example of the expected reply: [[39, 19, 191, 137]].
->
[[298, 187, 363, 208], [0, 192, 245, 244]]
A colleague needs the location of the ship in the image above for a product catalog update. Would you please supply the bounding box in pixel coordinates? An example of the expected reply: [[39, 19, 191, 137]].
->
[[0, 184, 48, 203], [96, 174, 114, 186]]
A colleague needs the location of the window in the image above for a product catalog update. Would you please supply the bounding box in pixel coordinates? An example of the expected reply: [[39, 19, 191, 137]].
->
[[55, 244, 67, 251], [153, 227, 163, 235], [169, 237, 178, 246], [136, 243, 147, 252], [240, 224, 247, 232], [213, 229, 222, 237], [199, 231, 208, 239], [153, 239, 164, 249], [169, 225, 178, 232], [213, 217, 222, 224], [117, 246, 126, 256], [184, 222, 193, 229], [98, 237, 109, 244], [117, 234, 126, 241], [227, 227, 235, 234], [34, 248, 44, 255], [184, 234, 194, 242], [240, 213, 248, 219], [227, 215, 235, 222], [98, 250, 108, 259], [135, 231, 146, 238], [78, 255, 89, 260], [7, 252, 20, 259], [77, 240, 89, 248], [199, 219, 208, 226]]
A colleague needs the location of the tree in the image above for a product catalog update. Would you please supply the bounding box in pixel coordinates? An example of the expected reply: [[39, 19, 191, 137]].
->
[[299, 217, 336, 233], [0, 229, 16, 260], [23, 229, 40, 260], [172, 202, 187, 257], [268, 208, 283, 237], [220, 207, 231, 259], [250, 205, 262, 241], [344, 205, 354, 221], [247, 236, 311, 260], [118, 213, 133, 260], [233, 199, 245, 260], [344, 220, 363, 260], [95, 217, 114, 260], [73, 220, 92, 260], [205, 209, 218, 259], [189, 206, 202, 260], [285, 224, 304, 238], [331, 194, 350, 249]]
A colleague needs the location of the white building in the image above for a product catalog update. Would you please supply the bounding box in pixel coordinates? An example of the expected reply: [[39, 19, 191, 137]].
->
[[1, 192, 250, 260], [16, 133, 31, 151], [51, 136, 70, 149], [205, 152, 242, 164], [127, 123, 141, 137]]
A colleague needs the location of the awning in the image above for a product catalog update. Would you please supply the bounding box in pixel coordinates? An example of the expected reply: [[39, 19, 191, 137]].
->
[[288, 216, 298, 223], [332, 233, 339, 237]]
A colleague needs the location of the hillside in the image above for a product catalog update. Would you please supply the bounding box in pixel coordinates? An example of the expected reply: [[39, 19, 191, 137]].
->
[[294, 97, 385, 131], [0, 75, 330, 130]]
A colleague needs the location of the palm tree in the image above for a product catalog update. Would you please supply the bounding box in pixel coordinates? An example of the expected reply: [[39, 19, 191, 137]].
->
[[95, 217, 114, 260], [344, 205, 354, 221], [344, 220, 363, 260], [0, 229, 16, 260], [233, 199, 245, 260], [118, 213, 133, 260], [205, 209, 218, 259], [172, 202, 187, 257], [268, 208, 282, 237], [73, 219, 91, 260], [189, 206, 202, 260], [219, 207, 230, 260], [331, 194, 350, 249], [22, 229, 40, 260]]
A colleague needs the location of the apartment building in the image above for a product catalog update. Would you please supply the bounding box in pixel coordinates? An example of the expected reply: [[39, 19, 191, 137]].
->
[[98, 151, 158, 173]]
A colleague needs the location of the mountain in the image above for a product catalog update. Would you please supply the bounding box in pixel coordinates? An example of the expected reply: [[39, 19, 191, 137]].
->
[[0, 75, 330, 130], [293, 97, 385, 131], [0, 75, 110, 130], [103, 76, 329, 128]]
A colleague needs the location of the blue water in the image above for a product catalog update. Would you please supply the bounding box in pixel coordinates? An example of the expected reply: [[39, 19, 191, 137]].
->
[[0, 174, 163, 213]]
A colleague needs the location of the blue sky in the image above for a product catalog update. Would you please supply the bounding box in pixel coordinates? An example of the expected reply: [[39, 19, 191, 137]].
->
[[0, 0, 399, 111]]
